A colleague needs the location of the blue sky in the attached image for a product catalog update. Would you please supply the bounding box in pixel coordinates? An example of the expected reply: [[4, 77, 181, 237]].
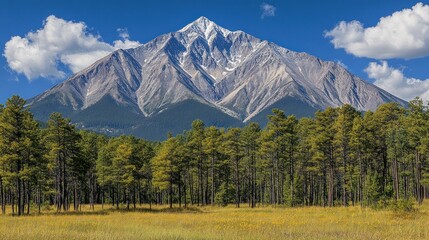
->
[[1, 0, 428, 103]]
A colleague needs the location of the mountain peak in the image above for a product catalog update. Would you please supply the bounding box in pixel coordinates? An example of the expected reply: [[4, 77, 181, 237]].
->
[[194, 16, 212, 25], [178, 16, 231, 39], [28, 17, 407, 140]]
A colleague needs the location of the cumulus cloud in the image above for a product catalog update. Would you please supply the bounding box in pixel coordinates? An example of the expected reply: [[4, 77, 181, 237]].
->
[[260, 3, 276, 19], [365, 61, 429, 101], [3, 15, 141, 80], [325, 2, 429, 59]]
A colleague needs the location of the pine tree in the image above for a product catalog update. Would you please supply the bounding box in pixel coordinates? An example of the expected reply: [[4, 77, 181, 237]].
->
[[283, 115, 299, 206], [151, 135, 181, 208], [0, 96, 41, 215], [405, 98, 428, 204], [370, 103, 404, 201], [96, 138, 118, 208], [350, 115, 367, 206], [386, 117, 409, 201], [332, 104, 359, 206], [44, 112, 81, 211], [187, 120, 206, 205], [257, 119, 280, 205], [222, 128, 244, 207], [112, 141, 135, 210], [132, 138, 155, 208], [296, 118, 315, 206], [78, 131, 103, 210], [202, 126, 222, 205], [241, 123, 261, 208], [310, 107, 337, 206]]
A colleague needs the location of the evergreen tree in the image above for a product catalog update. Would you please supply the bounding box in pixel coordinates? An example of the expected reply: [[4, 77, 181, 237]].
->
[[405, 98, 428, 204], [0, 96, 41, 215], [202, 126, 222, 205], [187, 120, 206, 205], [44, 112, 81, 211], [151, 135, 181, 208], [350, 115, 367, 206], [296, 118, 315, 206], [222, 128, 244, 207], [310, 107, 337, 206], [2, 94, 429, 211], [332, 104, 359, 206], [112, 141, 135, 209], [241, 123, 261, 208]]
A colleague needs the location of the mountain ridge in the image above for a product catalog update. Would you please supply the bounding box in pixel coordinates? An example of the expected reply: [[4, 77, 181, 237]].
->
[[27, 16, 407, 139]]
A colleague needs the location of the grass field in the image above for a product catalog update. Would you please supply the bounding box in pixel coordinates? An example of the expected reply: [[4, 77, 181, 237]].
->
[[1, 203, 429, 240]]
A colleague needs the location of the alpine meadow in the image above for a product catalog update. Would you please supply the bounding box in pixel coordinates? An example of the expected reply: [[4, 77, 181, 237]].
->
[[2, 1, 429, 240]]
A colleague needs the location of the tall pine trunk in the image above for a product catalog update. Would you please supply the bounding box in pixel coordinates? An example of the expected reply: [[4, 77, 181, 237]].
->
[[235, 156, 240, 208], [211, 154, 215, 206], [0, 178, 4, 215]]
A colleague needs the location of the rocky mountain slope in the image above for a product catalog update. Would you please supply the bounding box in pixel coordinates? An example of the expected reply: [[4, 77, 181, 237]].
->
[[28, 17, 407, 140]]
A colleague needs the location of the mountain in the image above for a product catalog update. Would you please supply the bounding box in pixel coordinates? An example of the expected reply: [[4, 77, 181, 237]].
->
[[28, 16, 407, 140]]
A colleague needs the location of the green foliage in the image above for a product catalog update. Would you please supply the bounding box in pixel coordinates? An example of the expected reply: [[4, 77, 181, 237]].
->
[[0, 96, 42, 215], [151, 136, 180, 190], [3, 94, 429, 212], [215, 182, 235, 206], [386, 199, 415, 212], [112, 143, 135, 187]]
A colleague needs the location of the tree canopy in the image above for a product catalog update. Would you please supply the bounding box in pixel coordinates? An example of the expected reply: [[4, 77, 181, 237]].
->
[[1, 96, 429, 215]]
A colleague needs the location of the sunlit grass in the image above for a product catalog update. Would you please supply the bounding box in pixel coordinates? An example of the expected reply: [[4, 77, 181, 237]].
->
[[1, 203, 428, 239]]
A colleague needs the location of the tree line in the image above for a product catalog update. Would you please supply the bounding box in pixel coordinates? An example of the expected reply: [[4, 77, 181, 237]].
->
[[1, 95, 428, 215]]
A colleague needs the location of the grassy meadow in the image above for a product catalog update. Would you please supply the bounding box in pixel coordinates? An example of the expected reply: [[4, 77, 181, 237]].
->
[[1, 203, 429, 240]]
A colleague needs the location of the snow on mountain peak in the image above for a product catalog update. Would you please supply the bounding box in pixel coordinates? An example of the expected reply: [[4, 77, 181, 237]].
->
[[178, 16, 231, 40], [28, 17, 408, 139]]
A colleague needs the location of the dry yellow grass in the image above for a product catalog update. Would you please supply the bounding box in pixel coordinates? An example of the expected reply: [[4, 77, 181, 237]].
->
[[1, 203, 429, 240]]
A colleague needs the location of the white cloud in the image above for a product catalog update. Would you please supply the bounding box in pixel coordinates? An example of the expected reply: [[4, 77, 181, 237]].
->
[[3, 15, 141, 81], [325, 2, 429, 59], [365, 61, 429, 101], [60, 51, 113, 74], [260, 3, 276, 19], [113, 28, 142, 50], [117, 28, 130, 39]]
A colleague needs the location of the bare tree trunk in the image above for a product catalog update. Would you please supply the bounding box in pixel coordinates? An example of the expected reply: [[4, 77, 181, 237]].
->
[[73, 180, 78, 211], [198, 158, 202, 206], [235, 157, 240, 208], [393, 156, 399, 200], [26, 182, 30, 215], [116, 184, 119, 210], [101, 186, 104, 209], [126, 187, 130, 210], [189, 170, 194, 205], [133, 185, 136, 209], [178, 182, 182, 208], [342, 148, 348, 207], [149, 180, 152, 210], [169, 182, 173, 209], [211, 154, 215, 206], [11, 191, 15, 216], [17, 158, 22, 216], [205, 171, 209, 206], [328, 146, 334, 207], [415, 151, 423, 205], [38, 187, 42, 214], [290, 146, 294, 206], [0, 178, 4, 214], [184, 173, 188, 208]]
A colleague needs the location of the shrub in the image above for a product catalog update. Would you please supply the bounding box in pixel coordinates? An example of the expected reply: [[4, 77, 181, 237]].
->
[[387, 199, 415, 212]]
